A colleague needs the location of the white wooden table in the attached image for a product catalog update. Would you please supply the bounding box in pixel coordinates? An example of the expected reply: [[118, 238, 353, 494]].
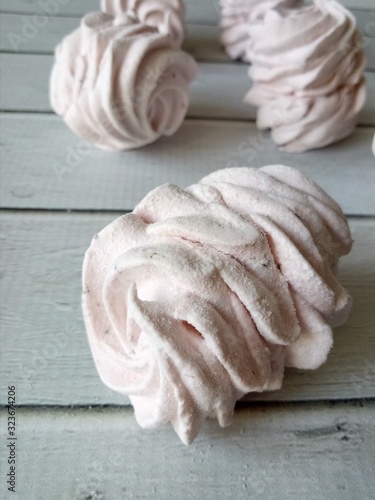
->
[[0, 1, 374, 498]]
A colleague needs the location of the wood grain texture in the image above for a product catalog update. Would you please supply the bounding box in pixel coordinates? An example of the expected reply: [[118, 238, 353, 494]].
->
[[1, 114, 374, 214], [1, 14, 374, 59], [0, 11, 80, 53], [0, 402, 374, 500], [1, 1, 374, 492], [1, 52, 374, 126], [0, 213, 374, 406], [0, 15, 227, 58]]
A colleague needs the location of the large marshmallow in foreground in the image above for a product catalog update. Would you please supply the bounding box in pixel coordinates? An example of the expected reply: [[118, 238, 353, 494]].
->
[[82, 165, 352, 444], [50, 12, 196, 151]]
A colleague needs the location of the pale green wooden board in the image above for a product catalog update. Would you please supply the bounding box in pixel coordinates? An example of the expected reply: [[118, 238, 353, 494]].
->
[[0, 13, 374, 56], [0, 402, 374, 500], [0, 1, 374, 498], [1, 54, 375, 125], [0, 214, 374, 406], [1, 114, 374, 213]]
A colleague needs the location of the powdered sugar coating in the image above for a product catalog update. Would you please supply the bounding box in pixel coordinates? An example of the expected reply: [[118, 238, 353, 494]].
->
[[220, 0, 299, 61], [101, 0, 186, 46], [245, 0, 366, 152], [82, 165, 352, 444], [50, 12, 196, 151]]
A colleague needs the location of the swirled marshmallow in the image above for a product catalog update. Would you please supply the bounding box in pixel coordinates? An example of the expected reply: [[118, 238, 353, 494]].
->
[[50, 12, 197, 151], [245, 0, 367, 152], [101, 0, 186, 47], [82, 165, 352, 444], [220, 0, 299, 61]]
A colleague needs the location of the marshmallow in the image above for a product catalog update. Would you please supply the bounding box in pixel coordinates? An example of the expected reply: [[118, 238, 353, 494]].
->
[[83, 165, 352, 444], [101, 0, 186, 47], [245, 0, 366, 152], [220, 0, 299, 62], [50, 12, 196, 151]]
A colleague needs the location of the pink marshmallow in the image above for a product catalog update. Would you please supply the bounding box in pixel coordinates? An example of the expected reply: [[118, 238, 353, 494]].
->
[[50, 12, 196, 151], [244, 0, 366, 152], [82, 165, 352, 444], [101, 0, 186, 47]]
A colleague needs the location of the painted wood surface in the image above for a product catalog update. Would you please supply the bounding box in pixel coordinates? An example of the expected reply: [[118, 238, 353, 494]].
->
[[1, 14, 374, 59], [1, 54, 375, 125], [0, 402, 374, 499], [1, 114, 374, 214], [1, 2, 374, 498], [0, 213, 374, 406]]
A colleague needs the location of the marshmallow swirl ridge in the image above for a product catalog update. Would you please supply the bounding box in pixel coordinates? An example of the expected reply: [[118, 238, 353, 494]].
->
[[101, 0, 186, 46], [245, 0, 367, 152], [82, 165, 352, 444], [50, 12, 197, 151], [220, 0, 299, 61]]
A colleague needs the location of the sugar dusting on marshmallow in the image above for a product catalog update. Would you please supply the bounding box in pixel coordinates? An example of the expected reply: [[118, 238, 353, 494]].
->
[[82, 165, 352, 444]]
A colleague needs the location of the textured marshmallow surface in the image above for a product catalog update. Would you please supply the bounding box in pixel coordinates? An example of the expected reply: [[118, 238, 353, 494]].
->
[[50, 12, 197, 151], [82, 165, 352, 444], [245, 0, 366, 152], [220, 0, 299, 62], [101, 0, 186, 47]]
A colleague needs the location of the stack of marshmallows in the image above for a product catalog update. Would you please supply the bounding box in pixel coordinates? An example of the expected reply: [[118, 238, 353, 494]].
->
[[50, 0, 371, 153]]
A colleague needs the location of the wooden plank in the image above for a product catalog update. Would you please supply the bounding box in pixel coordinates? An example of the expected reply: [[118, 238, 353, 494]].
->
[[1, 14, 374, 57], [188, 64, 375, 124], [0, 0, 374, 18], [0, 15, 229, 60], [184, 23, 375, 64], [0, 213, 374, 406], [0, 12, 80, 53], [0, 0, 98, 16], [0, 211, 126, 406], [0, 54, 261, 117], [1, 53, 375, 126], [0, 403, 374, 499], [1, 114, 374, 214]]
